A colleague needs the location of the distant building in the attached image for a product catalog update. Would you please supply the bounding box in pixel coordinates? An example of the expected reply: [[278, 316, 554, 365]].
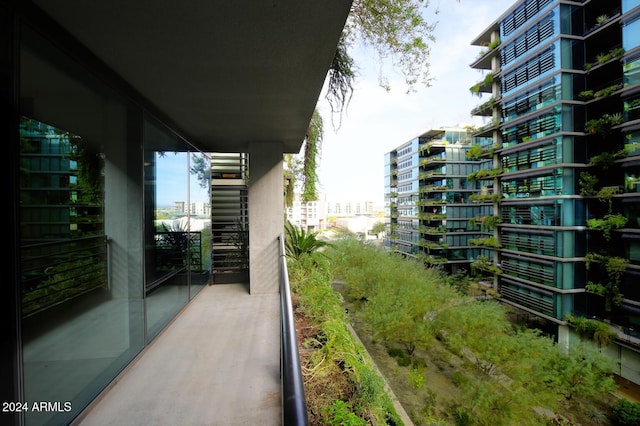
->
[[286, 193, 328, 232], [384, 127, 494, 274]]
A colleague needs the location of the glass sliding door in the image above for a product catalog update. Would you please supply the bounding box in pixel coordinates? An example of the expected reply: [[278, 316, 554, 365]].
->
[[19, 26, 144, 426], [143, 119, 211, 340]]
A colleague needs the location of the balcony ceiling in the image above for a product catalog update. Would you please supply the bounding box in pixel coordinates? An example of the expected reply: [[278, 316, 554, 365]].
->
[[32, 0, 352, 153]]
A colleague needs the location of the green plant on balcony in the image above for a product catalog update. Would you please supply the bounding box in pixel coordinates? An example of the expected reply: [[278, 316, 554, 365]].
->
[[578, 90, 594, 100], [470, 254, 502, 276], [422, 226, 445, 234], [596, 52, 612, 65], [611, 47, 626, 59], [585, 48, 625, 72], [565, 314, 617, 347], [594, 83, 622, 98], [595, 14, 609, 26], [466, 144, 485, 160], [588, 213, 627, 241], [422, 256, 448, 264], [467, 167, 502, 182], [468, 215, 501, 231], [488, 37, 501, 50], [579, 172, 599, 196], [469, 73, 494, 97], [598, 185, 622, 214], [468, 237, 501, 248], [585, 112, 623, 136], [589, 150, 626, 170], [469, 193, 502, 204], [585, 253, 628, 313]]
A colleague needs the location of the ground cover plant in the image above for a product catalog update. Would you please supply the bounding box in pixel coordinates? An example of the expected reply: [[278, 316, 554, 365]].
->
[[287, 249, 403, 425]]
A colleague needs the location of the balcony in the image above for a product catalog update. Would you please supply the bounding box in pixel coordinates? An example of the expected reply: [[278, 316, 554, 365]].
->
[[75, 283, 283, 425], [75, 236, 304, 425]]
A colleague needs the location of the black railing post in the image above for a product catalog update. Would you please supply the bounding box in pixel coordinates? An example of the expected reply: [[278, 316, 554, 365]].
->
[[278, 234, 309, 426]]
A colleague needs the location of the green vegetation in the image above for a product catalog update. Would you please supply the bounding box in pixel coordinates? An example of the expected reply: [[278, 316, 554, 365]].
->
[[318, 239, 618, 425], [284, 221, 331, 260], [468, 215, 501, 231], [585, 113, 623, 136], [613, 399, 640, 425], [466, 167, 503, 181], [584, 253, 629, 313], [468, 237, 501, 248], [565, 314, 617, 347], [287, 251, 402, 425], [587, 214, 628, 242]]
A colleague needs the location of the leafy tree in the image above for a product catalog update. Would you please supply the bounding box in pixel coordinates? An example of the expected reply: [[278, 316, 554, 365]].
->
[[539, 342, 616, 401], [360, 267, 459, 354], [288, 1, 445, 203], [370, 221, 386, 238]]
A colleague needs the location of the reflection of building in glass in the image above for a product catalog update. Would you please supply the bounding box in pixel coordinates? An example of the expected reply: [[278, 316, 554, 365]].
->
[[20, 117, 104, 242], [20, 117, 108, 318], [469, 0, 640, 385], [384, 127, 494, 274]]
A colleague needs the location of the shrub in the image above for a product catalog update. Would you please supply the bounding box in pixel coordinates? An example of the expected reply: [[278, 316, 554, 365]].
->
[[612, 399, 640, 425]]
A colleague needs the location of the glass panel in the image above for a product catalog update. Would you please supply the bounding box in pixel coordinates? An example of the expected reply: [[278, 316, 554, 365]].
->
[[624, 55, 640, 87], [189, 151, 212, 298], [623, 0, 640, 13], [144, 121, 190, 341], [623, 17, 640, 52], [20, 27, 144, 426]]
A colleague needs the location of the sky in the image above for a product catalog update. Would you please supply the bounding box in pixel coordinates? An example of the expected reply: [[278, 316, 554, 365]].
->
[[315, 0, 516, 206]]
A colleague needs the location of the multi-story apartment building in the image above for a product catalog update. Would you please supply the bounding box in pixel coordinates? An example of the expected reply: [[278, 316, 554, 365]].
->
[[327, 198, 376, 216], [384, 128, 495, 274], [470, 0, 640, 384], [286, 193, 328, 232]]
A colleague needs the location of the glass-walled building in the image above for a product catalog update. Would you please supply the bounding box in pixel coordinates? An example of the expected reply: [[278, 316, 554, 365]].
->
[[2, 2, 350, 425], [17, 30, 212, 425], [384, 128, 494, 274], [469, 0, 640, 385]]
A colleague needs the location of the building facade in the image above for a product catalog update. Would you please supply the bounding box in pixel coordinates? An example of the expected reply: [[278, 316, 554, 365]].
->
[[286, 193, 328, 232], [470, 0, 640, 384], [2, 1, 350, 425], [384, 128, 495, 274]]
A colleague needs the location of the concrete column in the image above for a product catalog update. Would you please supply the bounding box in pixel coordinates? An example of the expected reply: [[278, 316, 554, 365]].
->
[[248, 142, 284, 294], [558, 324, 570, 354]]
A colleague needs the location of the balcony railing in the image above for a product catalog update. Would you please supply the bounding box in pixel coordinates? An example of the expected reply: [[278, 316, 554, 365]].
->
[[278, 234, 309, 426], [21, 235, 108, 317]]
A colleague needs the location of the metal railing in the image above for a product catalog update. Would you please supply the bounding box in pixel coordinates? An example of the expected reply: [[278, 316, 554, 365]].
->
[[21, 235, 109, 317], [278, 234, 309, 426]]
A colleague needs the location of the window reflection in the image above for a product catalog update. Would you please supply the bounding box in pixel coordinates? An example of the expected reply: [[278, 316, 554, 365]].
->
[[143, 121, 211, 340]]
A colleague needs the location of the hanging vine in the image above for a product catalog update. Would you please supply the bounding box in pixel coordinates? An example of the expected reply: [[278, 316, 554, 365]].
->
[[325, 33, 356, 130], [302, 110, 323, 202]]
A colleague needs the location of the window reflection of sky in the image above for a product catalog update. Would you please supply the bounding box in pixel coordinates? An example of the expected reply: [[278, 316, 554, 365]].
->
[[155, 152, 210, 208]]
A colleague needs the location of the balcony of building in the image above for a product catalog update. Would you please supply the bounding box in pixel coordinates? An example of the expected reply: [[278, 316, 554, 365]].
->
[[73, 282, 282, 426], [6, 1, 352, 425]]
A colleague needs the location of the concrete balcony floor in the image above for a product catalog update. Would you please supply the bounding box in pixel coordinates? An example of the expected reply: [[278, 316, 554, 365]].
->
[[75, 283, 281, 426]]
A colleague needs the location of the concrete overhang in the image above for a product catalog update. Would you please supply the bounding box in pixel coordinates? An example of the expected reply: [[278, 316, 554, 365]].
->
[[30, 0, 352, 154]]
